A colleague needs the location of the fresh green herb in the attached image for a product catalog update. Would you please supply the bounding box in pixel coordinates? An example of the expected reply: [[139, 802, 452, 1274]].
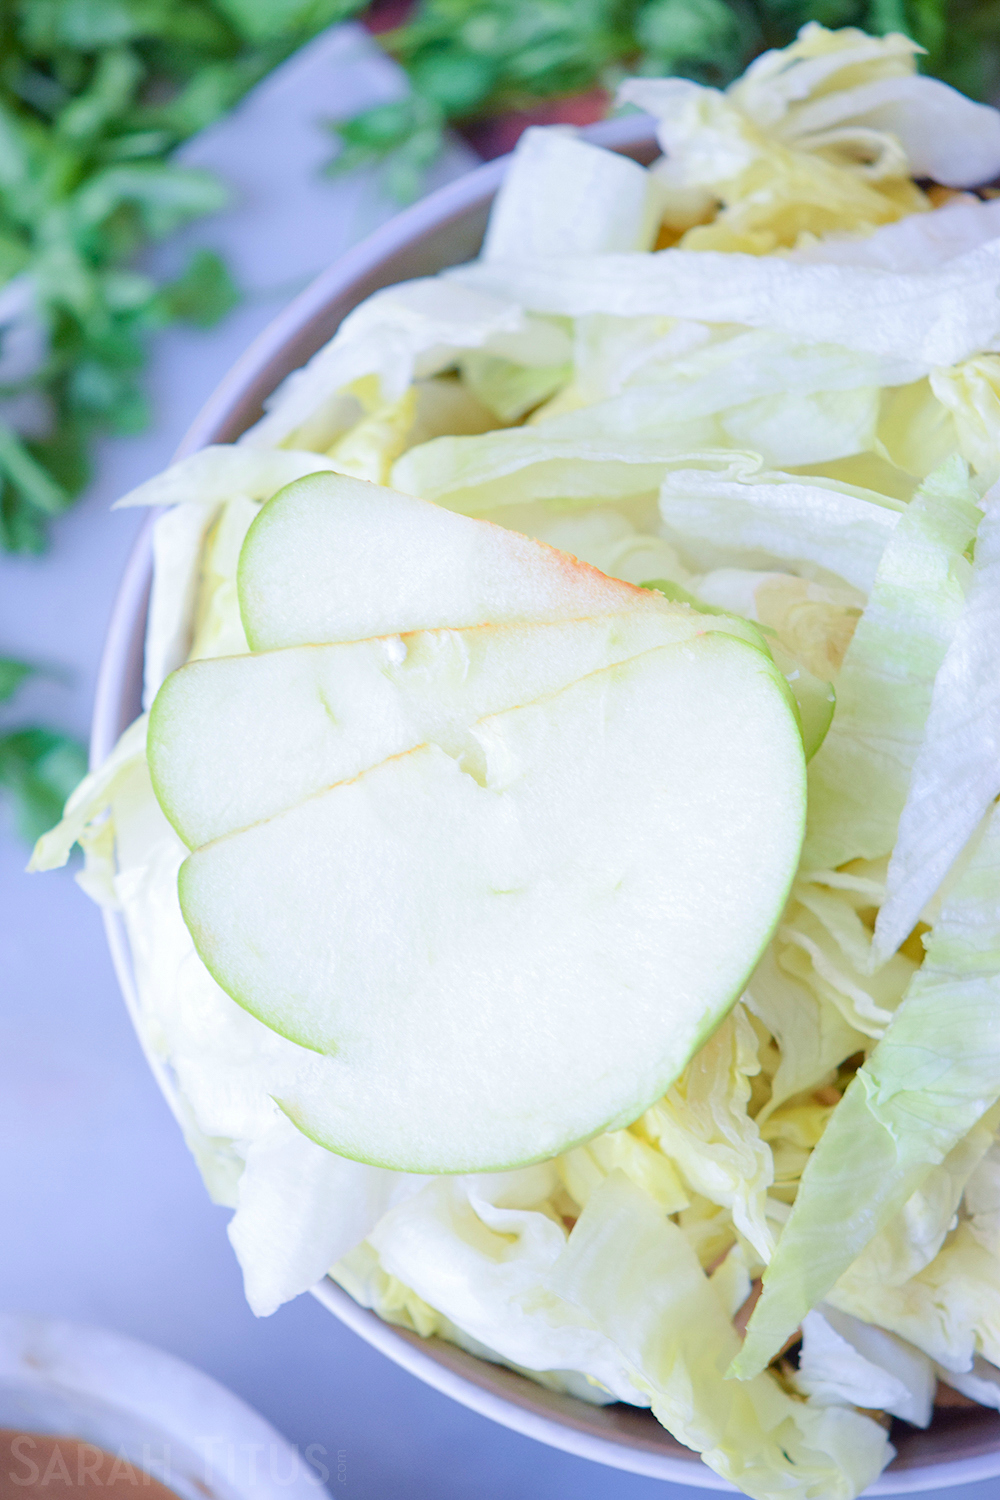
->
[[0, 0, 368, 554], [0, 656, 87, 842], [0, 655, 35, 702], [334, 0, 998, 198], [0, 725, 88, 842]]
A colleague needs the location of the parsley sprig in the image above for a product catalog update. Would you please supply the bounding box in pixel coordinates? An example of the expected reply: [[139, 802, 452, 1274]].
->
[[0, 655, 87, 842], [0, 0, 367, 555]]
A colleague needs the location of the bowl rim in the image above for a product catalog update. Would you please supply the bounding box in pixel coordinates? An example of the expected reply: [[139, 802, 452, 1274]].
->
[[90, 121, 1000, 1496], [0, 1312, 324, 1500]]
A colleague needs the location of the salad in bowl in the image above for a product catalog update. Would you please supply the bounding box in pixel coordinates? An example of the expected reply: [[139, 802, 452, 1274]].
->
[[33, 24, 1000, 1498]]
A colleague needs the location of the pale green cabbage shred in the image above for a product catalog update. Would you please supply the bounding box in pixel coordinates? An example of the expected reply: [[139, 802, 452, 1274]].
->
[[31, 23, 1000, 1498]]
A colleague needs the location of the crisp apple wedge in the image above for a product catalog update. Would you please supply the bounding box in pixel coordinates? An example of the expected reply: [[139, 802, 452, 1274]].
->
[[150, 608, 716, 849], [238, 471, 659, 650], [178, 638, 805, 1173]]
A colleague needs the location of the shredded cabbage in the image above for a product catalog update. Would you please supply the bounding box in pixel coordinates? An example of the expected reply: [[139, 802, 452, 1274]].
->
[[873, 486, 1000, 963], [736, 799, 1000, 1377], [30, 26, 1000, 1497], [803, 456, 981, 870], [551, 1173, 891, 1499]]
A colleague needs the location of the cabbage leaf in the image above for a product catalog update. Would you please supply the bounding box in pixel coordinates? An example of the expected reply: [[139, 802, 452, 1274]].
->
[[874, 487, 1000, 964], [551, 1172, 891, 1499], [803, 457, 981, 871], [734, 796, 1000, 1378], [449, 239, 1000, 371]]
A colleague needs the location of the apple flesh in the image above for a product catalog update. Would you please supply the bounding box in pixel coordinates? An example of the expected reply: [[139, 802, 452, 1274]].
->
[[151, 608, 715, 849], [178, 637, 805, 1173], [237, 471, 659, 650]]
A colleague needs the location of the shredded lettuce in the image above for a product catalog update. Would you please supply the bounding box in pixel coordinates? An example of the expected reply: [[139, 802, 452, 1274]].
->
[[620, 34, 928, 256], [639, 1007, 775, 1262], [937, 1355, 1000, 1409], [830, 1223, 1000, 1375], [793, 1304, 934, 1427], [776, 877, 916, 1039], [735, 797, 1000, 1378], [449, 241, 1000, 371], [873, 487, 1000, 963], [790, 195, 1000, 273], [482, 127, 665, 260], [339, 1170, 651, 1402], [658, 457, 902, 591], [744, 947, 865, 1122], [244, 280, 565, 451], [550, 1172, 891, 1499], [803, 457, 981, 871], [724, 27, 1000, 192]]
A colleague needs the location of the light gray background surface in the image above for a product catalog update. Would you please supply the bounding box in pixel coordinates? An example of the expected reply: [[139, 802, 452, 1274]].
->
[[0, 26, 995, 1499]]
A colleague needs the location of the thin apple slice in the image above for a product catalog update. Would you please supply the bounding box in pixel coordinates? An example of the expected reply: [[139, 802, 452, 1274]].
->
[[238, 471, 658, 650], [150, 607, 711, 849], [178, 636, 805, 1173]]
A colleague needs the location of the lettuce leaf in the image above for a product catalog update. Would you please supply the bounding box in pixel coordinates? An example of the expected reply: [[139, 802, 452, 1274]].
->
[[873, 487, 999, 964], [793, 1304, 934, 1427], [622, 26, 1000, 254], [930, 359, 1000, 485], [829, 1108, 1000, 1292], [29, 714, 148, 874], [394, 385, 885, 510], [550, 1172, 891, 1499], [937, 1355, 1000, 1409], [744, 946, 866, 1122], [731, 26, 1000, 189], [352, 1170, 650, 1403], [482, 127, 664, 260], [803, 457, 981, 871], [657, 457, 902, 591], [393, 431, 724, 514], [619, 80, 921, 257], [557, 1127, 689, 1214], [449, 240, 1000, 371], [734, 796, 1000, 1378], [830, 1224, 1000, 1375], [638, 1006, 775, 1261], [791, 196, 1000, 273], [965, 1138, 1000, 1257], [113, 445, 340, 510], [776, 878, 917, 1039], [244, 279, 562, 451]]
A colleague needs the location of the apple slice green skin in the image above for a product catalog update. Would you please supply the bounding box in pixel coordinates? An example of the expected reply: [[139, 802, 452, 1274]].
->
[[149, 607, 714, 850], [178, 635, 806, 1175], [237, 471, 661, 652], [642, 580, 834, 760]]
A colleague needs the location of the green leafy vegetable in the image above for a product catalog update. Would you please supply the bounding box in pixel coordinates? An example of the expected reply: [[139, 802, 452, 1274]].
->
[[0, 655, 87, 841], [0, 725, 88, 842], [734, 797, 1000, 1379], [0, 0, 367, 553], [0, 656, 34, 702]]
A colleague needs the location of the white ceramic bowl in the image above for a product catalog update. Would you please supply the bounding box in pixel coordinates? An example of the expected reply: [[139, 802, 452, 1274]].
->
[[91, 120, 1000, 1493], [0, 1313, 325, 1500]]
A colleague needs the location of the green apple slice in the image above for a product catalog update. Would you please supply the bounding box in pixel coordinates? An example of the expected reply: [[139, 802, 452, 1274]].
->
[[178, 636, 805, 1173], [238, 471, 658, 650], [150, 607, 714, 849]]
